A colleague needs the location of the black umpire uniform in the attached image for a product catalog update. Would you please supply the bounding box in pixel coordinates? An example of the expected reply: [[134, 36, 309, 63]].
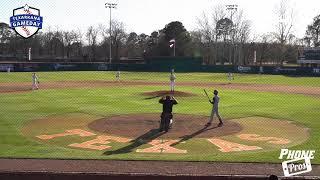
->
[[159, 96, 178, 132]]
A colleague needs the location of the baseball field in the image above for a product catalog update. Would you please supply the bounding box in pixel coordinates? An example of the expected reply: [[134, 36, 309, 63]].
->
[[0, 71, 319, 164]]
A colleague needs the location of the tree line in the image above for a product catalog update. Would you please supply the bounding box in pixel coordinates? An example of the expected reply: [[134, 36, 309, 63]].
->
[[0, 0, 320, 65]]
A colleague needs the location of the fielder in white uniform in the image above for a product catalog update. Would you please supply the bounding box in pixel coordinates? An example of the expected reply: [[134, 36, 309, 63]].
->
[[206, 90, 223, 127], [227, 72, 234, 83], [115, 70, 120, 82], [32, 72, 39, 90], [170, 69, 176, 92]]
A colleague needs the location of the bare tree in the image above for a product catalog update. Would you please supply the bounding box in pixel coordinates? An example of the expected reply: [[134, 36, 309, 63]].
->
[[274, 0, 294, 44], [197, 5, 251, 65], [62, 30, 77, 58], [196, 5, 226, 64], [44, 28, 64, 57], [73, 28, 83, 57], [111, 20, 127, 60], [86, 26, 99, 61], [196, 13, 215, 44], [273, 0, 295, 65], [229, 10, 251, 65], [100, 20, 127, 61]]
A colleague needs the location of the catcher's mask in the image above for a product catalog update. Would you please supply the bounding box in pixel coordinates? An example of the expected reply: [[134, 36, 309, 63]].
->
[[214, 90, 218, 95]]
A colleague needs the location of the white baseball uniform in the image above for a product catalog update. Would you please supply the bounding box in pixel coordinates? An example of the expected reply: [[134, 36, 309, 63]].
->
[[170, 73, 176, 92], [116, 71, 120, 82], [208, 95, 222, 124], [227, 72, 233, 82], [32, 73, 39, 90]]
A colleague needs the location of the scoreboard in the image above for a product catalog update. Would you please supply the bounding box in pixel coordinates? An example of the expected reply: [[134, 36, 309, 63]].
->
[[298, 47, 320, 64]]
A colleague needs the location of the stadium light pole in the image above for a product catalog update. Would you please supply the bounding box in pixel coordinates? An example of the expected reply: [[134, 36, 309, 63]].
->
[[105, 3, 117, 64], [226, 4, 238, 22]]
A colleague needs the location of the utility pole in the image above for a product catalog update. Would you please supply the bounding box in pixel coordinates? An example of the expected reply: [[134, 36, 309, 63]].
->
[[105, 2, 117, 64]]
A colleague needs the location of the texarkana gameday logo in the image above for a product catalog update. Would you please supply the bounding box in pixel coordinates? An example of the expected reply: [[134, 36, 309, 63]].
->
[[10, 4, 43, 38]]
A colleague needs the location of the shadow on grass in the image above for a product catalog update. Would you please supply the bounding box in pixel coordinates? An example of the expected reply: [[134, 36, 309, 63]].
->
[[103, 129, 165, 155], [171, 125, 219, 146], [143, 95, 161, 100], [104, 124, 220, 155]]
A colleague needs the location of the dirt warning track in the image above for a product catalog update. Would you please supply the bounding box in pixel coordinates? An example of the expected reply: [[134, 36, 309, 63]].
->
[[0, 80, 320, 97]]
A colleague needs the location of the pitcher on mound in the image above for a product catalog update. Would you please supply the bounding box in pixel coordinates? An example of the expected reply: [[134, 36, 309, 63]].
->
[[170, 69, 176, 93]]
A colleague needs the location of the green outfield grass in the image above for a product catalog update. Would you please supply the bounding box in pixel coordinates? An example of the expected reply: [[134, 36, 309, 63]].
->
[[1, 71, 320, 87], [0, 72, 319, 163]]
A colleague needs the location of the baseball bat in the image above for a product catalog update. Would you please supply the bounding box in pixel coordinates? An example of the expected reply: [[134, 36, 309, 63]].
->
[[203, 89, 211, 101]]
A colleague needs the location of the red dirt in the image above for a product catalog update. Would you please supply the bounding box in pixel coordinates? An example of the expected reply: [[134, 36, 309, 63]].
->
[[0, 80, 319, 97], [88, 113, 242, 139], [0, 158, 319, 178]]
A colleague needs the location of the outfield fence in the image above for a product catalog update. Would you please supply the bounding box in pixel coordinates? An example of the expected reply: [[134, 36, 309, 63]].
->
[[0, 62, 319, 76]]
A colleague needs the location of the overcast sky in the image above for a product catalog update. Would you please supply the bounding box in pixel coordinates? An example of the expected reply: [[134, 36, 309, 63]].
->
[[1, 0, 320, 39]]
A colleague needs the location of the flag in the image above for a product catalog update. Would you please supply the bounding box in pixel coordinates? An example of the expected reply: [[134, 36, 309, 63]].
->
[[169, 39, 175, 48]]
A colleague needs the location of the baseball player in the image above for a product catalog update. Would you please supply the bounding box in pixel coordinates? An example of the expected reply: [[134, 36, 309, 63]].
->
[[206, 90, 223, 127], [170, 69, 176, 92], [259, 66, 264, 74], [227, 72, 234, 83], [32, 72, 39, 90], [159, 95, 178, 132], [115, 70, 120, 82]]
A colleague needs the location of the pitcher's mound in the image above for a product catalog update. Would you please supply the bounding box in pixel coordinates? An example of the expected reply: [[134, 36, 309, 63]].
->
[[142, 90, 196, 97], [88, 114, 242, 139]]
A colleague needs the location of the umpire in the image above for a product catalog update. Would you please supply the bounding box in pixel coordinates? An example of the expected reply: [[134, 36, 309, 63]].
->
[[159, 95, 178, 132]]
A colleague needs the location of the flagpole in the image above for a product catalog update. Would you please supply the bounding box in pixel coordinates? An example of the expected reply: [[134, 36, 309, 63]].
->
[[169, 39, 176, 57]]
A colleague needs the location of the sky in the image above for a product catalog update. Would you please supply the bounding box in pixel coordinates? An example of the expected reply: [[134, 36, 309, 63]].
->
[[1, 0, 320, 39]]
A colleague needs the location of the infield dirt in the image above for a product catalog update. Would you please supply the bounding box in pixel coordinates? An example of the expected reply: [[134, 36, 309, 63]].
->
[[88, 113, 242, 139], [0, 81, 320, 97]]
